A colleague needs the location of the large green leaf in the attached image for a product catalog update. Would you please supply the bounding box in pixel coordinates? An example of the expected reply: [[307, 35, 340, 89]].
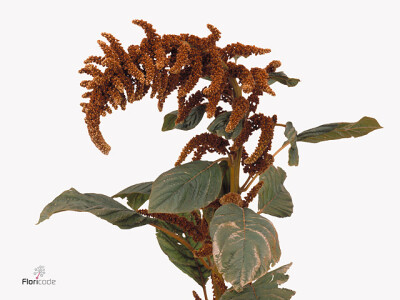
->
[[156, 220, 211, 286], [297, 116, 382, 143], [210, 204, 281, 292], [258, 166, 293, 218], [267, 72, 300, 87], [203, 160, 231, 225], [112, 181, 152, 210], [162, 105, 206, 131], [221, 263, 295, 300], [148, 161, 222, 213], [207, 111, 243, 140], [37, 188, 156, 229], [283, 122, 299, 166]]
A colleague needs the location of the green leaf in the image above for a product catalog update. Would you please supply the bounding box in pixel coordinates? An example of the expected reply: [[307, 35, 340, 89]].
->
[[221, 263, 295, 300], [162, 112, 177, 131], [258, 166, 293, 218], [283, 122, 299, 166], [37, 188, 156, 229], [203, 160, 231, 225], [149, 161, 222, 213], [156, 221, 211, 286], [112, 181, 152, 210], [210, 204, 281, 292], [162, 105, 206, 132], [297, 116, 382, 143], [267, 72, 300, 87], [207, 111, 243, 140]]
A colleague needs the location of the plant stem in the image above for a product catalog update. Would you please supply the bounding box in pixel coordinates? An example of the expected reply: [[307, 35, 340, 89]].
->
[[275, 123, 286, 127], [202, 283, 209, 300], [272, 141, 290, 158], [241, 173, 259, 192], [227, 77, 243, 194], [151, 224, 211, 270], [229, 148, 242, 193]]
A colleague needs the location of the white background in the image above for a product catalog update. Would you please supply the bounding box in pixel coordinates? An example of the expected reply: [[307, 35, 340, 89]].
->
[[1, 0, 399, 299]]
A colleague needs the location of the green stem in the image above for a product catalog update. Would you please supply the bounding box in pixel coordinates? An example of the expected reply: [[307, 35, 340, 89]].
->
[[227, 77, 243, 194]]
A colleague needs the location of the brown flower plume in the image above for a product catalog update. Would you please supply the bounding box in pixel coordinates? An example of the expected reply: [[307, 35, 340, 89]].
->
[[243, 181, 264, 207], [230, 114, 276, 175], [225, 96, 249, 133], [80, 20, 277, 154], [176, 133, 229, 166], [137, 209, 208, 242], [219, 192, 245, 207], [192, 291, 202, 300]]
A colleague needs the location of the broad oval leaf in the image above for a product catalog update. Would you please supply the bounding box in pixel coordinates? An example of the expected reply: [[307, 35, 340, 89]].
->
[[113, 181, 152, 210], [161, 105, 206, 132], [207, 111, 243, 140], [37, 188, 156, 229], [148, 161, 222, 213], [210, 204, 281, 292], [258, 166, 293, 218], [267, 72, 300, 87], [283, 122, 299, 166], [297, 116, 382, 143], [221, 263, 295, 300], [156, 221, 211, 286]]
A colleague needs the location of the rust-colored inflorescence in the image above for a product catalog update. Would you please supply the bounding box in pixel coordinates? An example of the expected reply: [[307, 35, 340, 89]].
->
[[242, 147, 275, 176], [175, 133, 229, 166], [244, 114, 276, 164], [137, 209, 207, 242], [176, 90, 205, 124], [80, 20, 278, 154], [266, 60, 281, 73], [219, 192, 245, 207], [225, 96, 249, 133], [243, 181, 264, 207], [192, 291, 202, 300], [194, 241, 213, 258]]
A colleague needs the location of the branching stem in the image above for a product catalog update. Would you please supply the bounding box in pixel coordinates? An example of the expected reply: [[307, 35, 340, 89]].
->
[[272, 141, 290, 158]]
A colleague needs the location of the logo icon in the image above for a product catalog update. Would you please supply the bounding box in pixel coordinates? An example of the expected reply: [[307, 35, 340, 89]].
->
[[33, 265, 46, 279], [22, 265, 56, 285]]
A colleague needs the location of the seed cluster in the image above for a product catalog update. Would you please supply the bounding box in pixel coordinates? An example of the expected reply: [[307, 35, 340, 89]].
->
[[137, 209, 208, 242], [192, 291, 201, 300], [175, 133, 229, 166], [193, 241, 213, 258], [225, 96, 249, 133], [219, 192, 245, 207], [80, 20, 280, 154], [243, 181, 265, 207]]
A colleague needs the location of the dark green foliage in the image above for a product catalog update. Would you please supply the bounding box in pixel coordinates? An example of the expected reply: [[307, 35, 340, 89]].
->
[[156, 221, 211, 286], [207, 111, 243, 140], [210, 204, 281, 292], [37, 188, 157, 229], [149, 161, 222, 213], [220, 263, 295, 300], [162, 105, 206, 131], [283, 122, 299, 166], [113, 181, 152, 210], [297, 116, 382, 143], [267, 72, 300, 87], [258, 166, 293, 217]]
